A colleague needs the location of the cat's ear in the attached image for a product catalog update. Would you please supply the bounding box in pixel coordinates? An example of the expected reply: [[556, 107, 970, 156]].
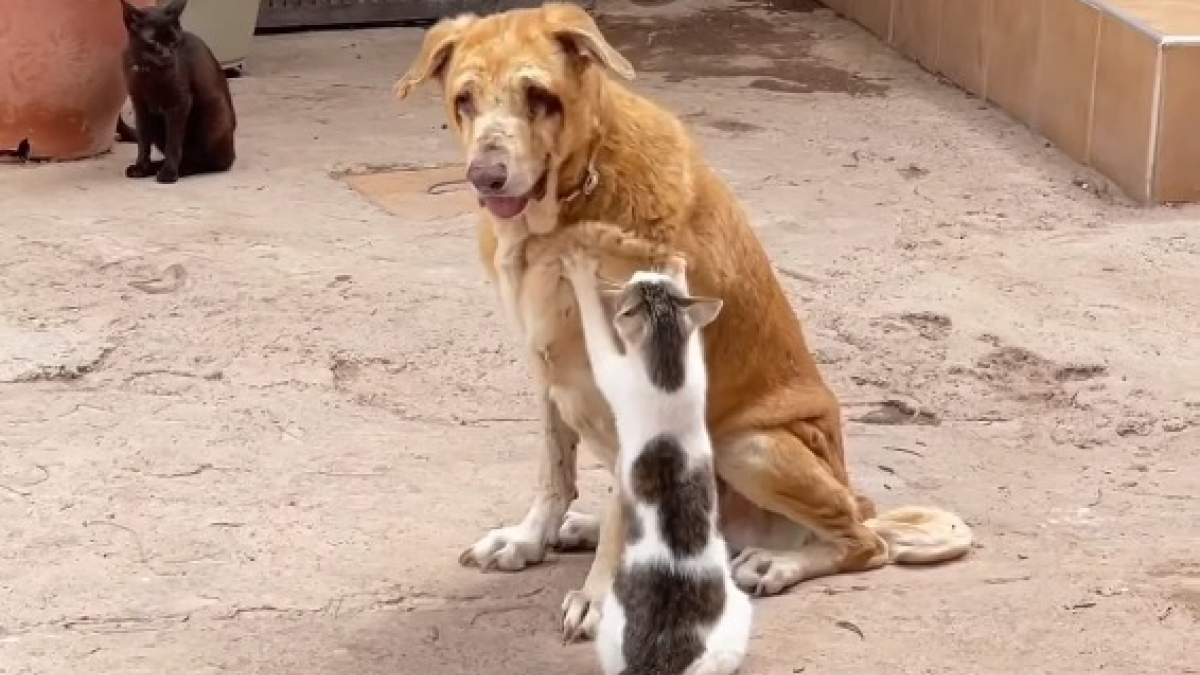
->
[[683, 296, 722, 328], [394, 13, 478, 101], [600, 288, 624, 318], [607, 288, 646, 342], [121, 0, 143, 29], [161, 0, 189, 20], [611, 301, 647, 347]]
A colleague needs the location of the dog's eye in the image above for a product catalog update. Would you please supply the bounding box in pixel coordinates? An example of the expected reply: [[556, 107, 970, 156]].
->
[[525, 86, 562, 118], [454, 91, 476, 119]]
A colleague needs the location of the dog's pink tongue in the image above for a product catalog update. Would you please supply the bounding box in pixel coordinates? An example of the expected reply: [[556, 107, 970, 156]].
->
[[483, 196, 528, 220]]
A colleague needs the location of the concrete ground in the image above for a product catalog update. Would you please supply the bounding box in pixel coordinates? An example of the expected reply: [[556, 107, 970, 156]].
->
[[2, 1, 1197, 673]]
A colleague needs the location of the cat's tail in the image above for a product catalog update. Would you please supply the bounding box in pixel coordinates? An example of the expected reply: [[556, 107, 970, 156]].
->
[[865, 506, 973, 564]]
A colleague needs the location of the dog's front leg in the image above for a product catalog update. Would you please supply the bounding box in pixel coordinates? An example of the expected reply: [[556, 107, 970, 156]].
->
[[561, 487, 623, 642], [459, 389, 580, 571]]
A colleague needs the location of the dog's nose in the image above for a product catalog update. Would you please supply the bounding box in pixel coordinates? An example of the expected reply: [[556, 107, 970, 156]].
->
[[467, 161, 509, 193]]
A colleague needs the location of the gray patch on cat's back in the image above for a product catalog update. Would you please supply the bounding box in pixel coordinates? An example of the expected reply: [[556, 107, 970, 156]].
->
[[634, 281, 688, 392], [623, 496, 643, 544], [629, 435, 716, 557], [615, 564, 726, 674]]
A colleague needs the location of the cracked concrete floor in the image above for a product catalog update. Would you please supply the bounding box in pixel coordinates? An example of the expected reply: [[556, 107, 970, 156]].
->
[[2, 1, 1198, 673]]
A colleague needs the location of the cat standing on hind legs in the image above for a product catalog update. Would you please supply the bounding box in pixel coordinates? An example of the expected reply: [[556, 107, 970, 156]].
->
[[121, 0, 236, 184], [559, 247, 752, 675]]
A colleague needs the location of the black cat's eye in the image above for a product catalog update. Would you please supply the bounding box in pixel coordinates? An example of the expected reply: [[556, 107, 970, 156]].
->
[[453, 90, 476, 120], [525, 85, 562, 119]]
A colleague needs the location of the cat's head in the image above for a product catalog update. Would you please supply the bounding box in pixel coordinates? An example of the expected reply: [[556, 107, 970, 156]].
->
[[604, 257, 723, 384], [122, 0, 189, 59]]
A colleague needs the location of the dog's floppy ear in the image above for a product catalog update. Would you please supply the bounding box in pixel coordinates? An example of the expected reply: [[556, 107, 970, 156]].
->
[[394, 13, 478, 100], [543, 3, 635, 80]]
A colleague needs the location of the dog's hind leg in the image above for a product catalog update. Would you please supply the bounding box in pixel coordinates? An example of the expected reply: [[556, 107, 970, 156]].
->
[[714, 425, 890, 596], [459, 390, 580, 571]]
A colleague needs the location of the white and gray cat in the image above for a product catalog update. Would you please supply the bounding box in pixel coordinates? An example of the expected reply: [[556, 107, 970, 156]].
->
[[560, 248, 753, 675]]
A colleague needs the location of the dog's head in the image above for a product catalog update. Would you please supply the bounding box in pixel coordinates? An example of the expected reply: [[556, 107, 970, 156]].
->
[[394, 3, 635, 221]]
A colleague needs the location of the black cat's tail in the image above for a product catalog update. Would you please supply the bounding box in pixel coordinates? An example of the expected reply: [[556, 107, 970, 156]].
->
[[0, 138, 31, 162]]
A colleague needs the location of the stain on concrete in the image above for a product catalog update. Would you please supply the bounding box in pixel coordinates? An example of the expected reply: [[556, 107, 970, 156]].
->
[[682, 112, 764, 134], [599, 0, 888, 96], [707, 118, 763, 133]]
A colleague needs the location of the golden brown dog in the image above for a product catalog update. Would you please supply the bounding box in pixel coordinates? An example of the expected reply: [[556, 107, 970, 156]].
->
[[395, 2, 972, 642]]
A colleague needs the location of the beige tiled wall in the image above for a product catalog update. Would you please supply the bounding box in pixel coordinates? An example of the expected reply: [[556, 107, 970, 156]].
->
[[825, 0, 1200, 204], [1090, 12, 1159, 199], [1156, 44, 1200, 202]]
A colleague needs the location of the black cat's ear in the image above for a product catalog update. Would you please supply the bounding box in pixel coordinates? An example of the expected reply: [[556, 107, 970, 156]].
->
[[161, 0, 190, 20], [120, 0, 142, 29]]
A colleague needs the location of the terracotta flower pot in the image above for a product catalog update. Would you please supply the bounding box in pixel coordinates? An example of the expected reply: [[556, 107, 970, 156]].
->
[[0, 0, 155, 161]]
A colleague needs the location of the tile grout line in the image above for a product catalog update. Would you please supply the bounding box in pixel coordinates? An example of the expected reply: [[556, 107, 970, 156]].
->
[[1034, 0, 1048, 133], [887, 0, 896, 44], [1083, 5, 1103, 165], [934, 0, 944, 72], [1147, 40, 1165, 202], [979, 0, 992, 101]]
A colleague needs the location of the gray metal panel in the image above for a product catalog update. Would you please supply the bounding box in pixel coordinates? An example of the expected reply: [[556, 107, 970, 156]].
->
[[257, 0, 595, 30]]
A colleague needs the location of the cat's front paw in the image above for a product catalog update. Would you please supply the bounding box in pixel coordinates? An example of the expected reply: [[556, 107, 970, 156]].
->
[[561, 248, 599, 283], [561, 589, 603, 643], [155, 166, 180, 184], [125, 163, 155, 179]]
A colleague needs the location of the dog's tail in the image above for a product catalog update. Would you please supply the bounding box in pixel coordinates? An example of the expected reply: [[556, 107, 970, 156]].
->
[[865, 506, 973, 564]]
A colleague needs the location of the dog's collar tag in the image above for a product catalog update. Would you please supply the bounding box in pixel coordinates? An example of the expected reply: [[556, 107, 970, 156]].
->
[[580, 162, 599, 196], [562, 160, 599, 204]]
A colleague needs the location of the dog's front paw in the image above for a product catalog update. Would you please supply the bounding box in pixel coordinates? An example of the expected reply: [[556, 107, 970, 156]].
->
[[459, 525, 547, 572], [561, 589, 604, 643], [552, 510, 600, 551]]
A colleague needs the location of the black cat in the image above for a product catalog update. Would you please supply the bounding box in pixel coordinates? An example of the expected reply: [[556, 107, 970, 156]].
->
[[121, 0, 236, 183]]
